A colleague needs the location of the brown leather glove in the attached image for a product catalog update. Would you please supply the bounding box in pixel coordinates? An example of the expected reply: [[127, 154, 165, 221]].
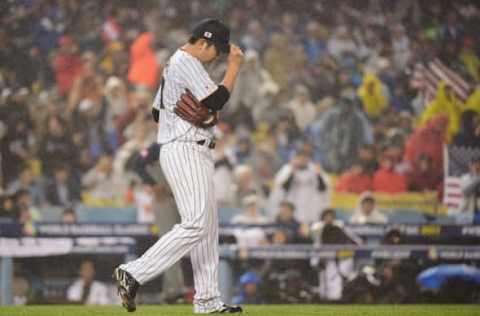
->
[[174, 89, 219, 128]]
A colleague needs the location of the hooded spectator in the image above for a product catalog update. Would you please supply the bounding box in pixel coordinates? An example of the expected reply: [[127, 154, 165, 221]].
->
[[357, 73, 389, 119], [268, 150, 330, 224], [350, 192, 388, 224], [309, 88, 374, 172], [420, 82, 463, 142], [127, 32, 160, 90], [404, 115, 448, 181]]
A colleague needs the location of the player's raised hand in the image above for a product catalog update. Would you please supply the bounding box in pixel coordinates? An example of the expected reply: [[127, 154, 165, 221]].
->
[[227, 44, 244, 67]]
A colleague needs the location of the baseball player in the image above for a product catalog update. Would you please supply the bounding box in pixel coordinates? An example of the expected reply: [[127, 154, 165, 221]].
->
[[114, 18, 244, 313]]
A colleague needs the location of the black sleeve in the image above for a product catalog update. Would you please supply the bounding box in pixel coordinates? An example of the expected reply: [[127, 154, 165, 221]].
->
[[317, 175, 327, 192], [152, 108, 159, 122], [133, 143, 161, 185], [201, 85, 230, 111], [282, 174, 295, 191]]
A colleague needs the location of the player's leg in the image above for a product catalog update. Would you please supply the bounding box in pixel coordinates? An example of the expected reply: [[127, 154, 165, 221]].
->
[[190, 162, 221, 312], [120, 143, 212, 281], [189, 147, 242, 314], [114, 143, 212, 310]]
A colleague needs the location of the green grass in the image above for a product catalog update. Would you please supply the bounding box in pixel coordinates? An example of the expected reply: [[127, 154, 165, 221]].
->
[[0, 305, 479, 316]]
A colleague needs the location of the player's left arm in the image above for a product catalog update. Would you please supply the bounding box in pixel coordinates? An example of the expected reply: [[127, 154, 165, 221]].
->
[[176, 58, 230, 111]]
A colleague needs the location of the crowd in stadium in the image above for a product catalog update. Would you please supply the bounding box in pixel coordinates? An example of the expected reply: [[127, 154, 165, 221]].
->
[[0, 0, 480, 305], [1, 0, 479, 225]]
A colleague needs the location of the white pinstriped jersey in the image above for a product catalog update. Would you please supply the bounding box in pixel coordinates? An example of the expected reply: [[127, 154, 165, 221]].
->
[[153, 49, 218, 144]]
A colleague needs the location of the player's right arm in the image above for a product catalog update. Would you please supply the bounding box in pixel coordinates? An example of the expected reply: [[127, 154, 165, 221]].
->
[[176, 45, 244, 112], [221, 44, 244, 93], [201, 44, 244, 111]]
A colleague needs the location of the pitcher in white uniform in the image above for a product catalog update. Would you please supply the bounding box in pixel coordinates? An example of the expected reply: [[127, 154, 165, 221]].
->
[[113, 18, 244, 314]]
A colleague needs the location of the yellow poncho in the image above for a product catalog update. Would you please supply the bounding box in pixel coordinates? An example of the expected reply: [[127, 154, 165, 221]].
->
[[460, 49, 480, 83], [465, 88, 480, 114], [357, 73, 388, 119], [420, 81, 463, 142]]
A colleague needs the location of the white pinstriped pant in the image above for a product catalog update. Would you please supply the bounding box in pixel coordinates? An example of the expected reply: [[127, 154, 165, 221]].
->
[[121, 141, 220, 307]]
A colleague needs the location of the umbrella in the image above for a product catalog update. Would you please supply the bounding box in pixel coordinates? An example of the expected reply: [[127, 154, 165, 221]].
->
[[417, 264, 480, 290]]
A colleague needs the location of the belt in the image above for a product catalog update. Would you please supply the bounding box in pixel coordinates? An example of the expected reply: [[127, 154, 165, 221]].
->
[[196, 139, 216, 149]]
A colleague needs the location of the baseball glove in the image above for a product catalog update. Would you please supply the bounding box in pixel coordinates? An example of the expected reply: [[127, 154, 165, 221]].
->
[[174, 89, 219, 128]]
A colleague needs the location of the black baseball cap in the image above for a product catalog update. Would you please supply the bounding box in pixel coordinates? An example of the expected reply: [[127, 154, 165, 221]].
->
[[191, 18, 230, 54]]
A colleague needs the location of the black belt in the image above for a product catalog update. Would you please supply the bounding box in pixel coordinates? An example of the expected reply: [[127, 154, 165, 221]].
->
[[196, 139, 216, 149]]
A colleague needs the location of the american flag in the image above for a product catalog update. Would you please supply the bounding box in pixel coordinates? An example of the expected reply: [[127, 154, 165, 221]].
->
[[444, 145, 480, 209], [410, 58, 473, 110]]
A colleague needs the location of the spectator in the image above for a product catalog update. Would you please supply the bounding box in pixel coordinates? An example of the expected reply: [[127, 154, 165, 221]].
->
[[310, 209, 359, 301], [71, 98, 113, 160], [303, 21, 327, 65], [457, 157, 480, 224], [104, 76, 129, 138], [231, 195, 268, 247], [372, 156, 407, 194], [0, 89, 34, 185], [268, 150, 330, 224], [52, 36, 83, 96], [45, 165, 81, 207], [407, 154, 442, 192], [287, 84, 317, 131], [231, 165, 265, 209], [230, 136, 253, 165], [231, 195, 268, 225], [16, 189, 41, 235], [453, 110, 480, 147], [0, 193, 19, 221], [391, 24, 411, 72], [6, 166, 44, 206], [274, 200, 309, 243], [309, 88, 374, 173], [263, 33, 294, 89], [81, 154, 128, 203], [357, 73, 389, 120], [350, 192, 388, 224], [357, 144, 378, 175], [67, 260, 110, 305], [127, 32, 160, 90], [62, 208, 77, 224], [404, 114, 448, 181], [335, 161, 373, 194], [226, 50, 265, 129], [38, 116, 78, 175], [240, 20, 267, 53], [327, 25, 357, 59], [419, 83, 462, 143], [232, 271, 264, 305], [212, 138, 235, 208]]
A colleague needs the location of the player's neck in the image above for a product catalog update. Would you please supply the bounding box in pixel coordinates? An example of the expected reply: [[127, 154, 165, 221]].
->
[[181, 44, 202, 63]]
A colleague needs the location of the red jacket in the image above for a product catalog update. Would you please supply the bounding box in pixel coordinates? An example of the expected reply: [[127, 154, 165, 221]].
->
[[127, 33, 160, 89], [53, 53, 83, 95], [372, 168, 407, 194], [336, 172, 373, 193], [404, 115, 447, 180]]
